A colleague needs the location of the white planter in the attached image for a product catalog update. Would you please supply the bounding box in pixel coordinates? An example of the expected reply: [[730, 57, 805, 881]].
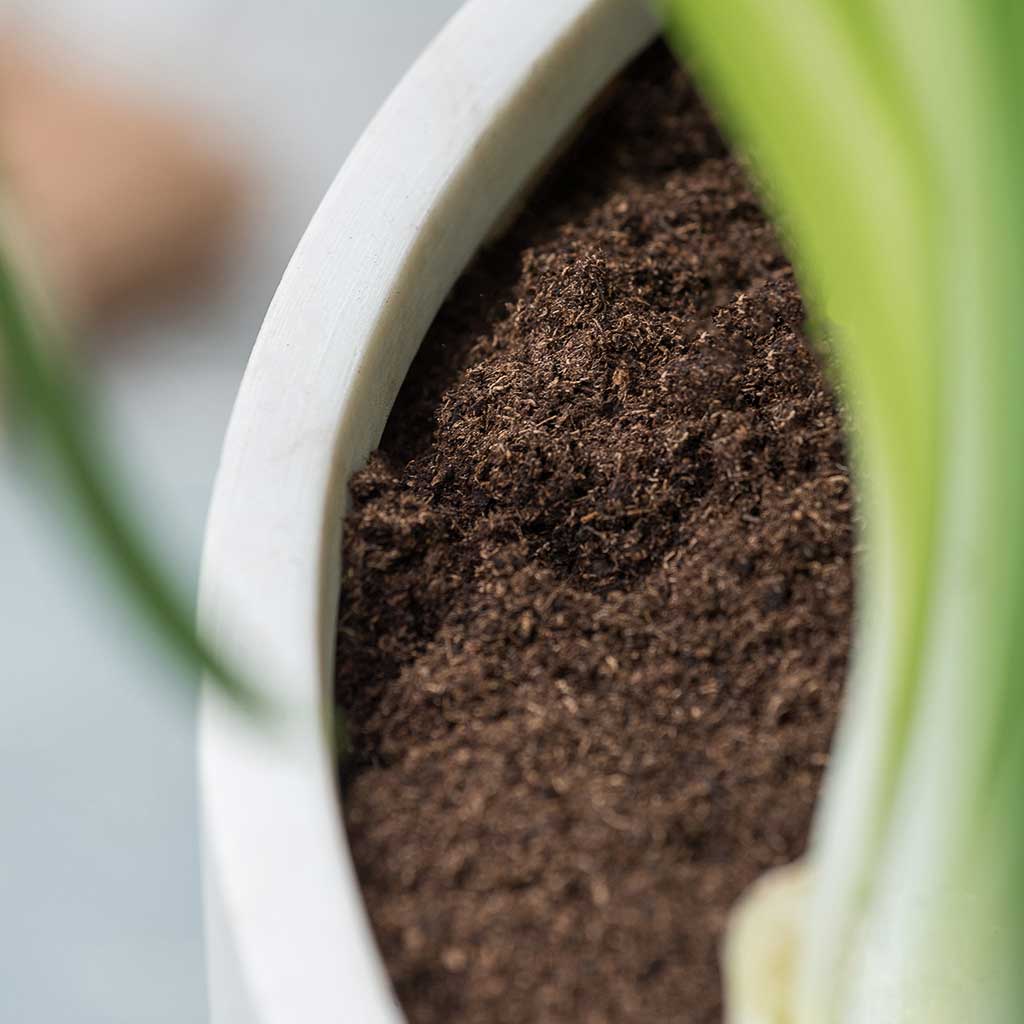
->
[[197, 2, 658, 1021]]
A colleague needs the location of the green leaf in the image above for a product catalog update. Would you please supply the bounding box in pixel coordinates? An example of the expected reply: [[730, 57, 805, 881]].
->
[[0, 241, 262, 714], [662, 1, 1024, 1020]]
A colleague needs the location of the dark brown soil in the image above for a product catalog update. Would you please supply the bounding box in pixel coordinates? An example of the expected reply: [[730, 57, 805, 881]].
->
[[336, 43, 854, 1024]]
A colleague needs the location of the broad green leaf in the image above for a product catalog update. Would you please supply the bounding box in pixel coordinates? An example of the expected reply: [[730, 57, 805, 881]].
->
[[663, 2, 1024, 1020]]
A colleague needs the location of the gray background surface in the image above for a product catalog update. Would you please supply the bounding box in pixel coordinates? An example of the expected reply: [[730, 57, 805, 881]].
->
[[0, 3, 462, 1021]]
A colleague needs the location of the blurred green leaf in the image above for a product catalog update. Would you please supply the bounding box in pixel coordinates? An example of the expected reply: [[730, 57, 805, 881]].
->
[[0, 242, 260, 713]]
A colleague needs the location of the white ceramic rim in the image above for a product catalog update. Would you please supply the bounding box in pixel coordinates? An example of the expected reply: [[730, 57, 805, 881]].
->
[[198, 2, 658, 1021]]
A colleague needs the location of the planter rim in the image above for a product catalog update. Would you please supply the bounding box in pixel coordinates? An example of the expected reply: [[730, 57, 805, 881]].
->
[[197, 2, 658, 1021]]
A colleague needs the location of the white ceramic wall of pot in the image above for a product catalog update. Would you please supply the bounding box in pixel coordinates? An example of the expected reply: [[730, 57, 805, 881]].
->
[[197, 1, 659, 1021]]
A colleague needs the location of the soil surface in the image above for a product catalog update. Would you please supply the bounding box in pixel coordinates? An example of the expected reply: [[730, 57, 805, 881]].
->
[[336, 43, 854, 1024]]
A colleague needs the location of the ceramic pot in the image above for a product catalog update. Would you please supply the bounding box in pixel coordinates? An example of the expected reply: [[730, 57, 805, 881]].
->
[[198, 2, 657, 1020]]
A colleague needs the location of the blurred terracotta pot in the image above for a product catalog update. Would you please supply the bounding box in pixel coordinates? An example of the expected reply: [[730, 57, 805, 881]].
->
[[0, 34, 242, 325]]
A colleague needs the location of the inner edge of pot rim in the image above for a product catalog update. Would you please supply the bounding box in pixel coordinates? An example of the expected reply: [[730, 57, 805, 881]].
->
[[197, 1, 659, 1022]]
